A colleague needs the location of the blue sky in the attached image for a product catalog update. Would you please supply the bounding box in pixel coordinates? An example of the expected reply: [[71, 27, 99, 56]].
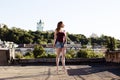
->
[[0, 0, 120, 39]]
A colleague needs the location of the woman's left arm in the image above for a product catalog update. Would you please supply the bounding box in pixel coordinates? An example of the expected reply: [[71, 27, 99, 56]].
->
[[64, 30, 67, 44]]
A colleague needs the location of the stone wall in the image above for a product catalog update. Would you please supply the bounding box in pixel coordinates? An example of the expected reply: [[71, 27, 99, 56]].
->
[[13, 58, 105, 65], [105, 51, 120, 63], [0, 49, 9, 65]]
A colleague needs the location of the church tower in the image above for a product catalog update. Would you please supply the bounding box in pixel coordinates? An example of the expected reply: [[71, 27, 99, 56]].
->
[[37, 20, 44, 31]]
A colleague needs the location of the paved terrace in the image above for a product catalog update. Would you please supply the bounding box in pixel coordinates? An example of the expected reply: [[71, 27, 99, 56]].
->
[[0, 63, 120, 80]]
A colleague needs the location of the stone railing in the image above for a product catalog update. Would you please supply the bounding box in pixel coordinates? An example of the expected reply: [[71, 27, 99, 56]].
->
[[105, 50, 120, 63], [12, 58, 105, 65], [0, 49, 9, 65]]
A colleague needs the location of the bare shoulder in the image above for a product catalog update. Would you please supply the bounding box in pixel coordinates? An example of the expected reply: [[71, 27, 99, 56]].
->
[[54, 30, 57, 33], [54, 30, 57, 35], [63, 30, 66, 34], [61, 29, 66, 32]]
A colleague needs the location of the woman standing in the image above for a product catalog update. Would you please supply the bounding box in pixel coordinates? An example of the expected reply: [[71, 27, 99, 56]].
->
[[53, 21, 67, 73]]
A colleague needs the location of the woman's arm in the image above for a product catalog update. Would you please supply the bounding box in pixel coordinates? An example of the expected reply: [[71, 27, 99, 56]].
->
[[53, 30, 57, 47], [63, 30, 67, 44]]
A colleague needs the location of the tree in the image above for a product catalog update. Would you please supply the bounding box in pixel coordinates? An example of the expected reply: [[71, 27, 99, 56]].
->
[[106, 37, 116, 51], [68, 34, 88, 45], [19, 33, 34, 44], [0, 24, 119, 49], [0, 24, 9, 41], [116, 39, 120, 48], [33, 45, 46, 58]]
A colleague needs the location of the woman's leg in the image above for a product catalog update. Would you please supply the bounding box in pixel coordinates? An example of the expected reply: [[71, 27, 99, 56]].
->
[[61, 47, 66, 72], [56, 48, 61, 73]]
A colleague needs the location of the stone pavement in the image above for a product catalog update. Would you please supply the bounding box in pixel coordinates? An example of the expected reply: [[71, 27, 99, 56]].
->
[[0, 64, 120, 80]]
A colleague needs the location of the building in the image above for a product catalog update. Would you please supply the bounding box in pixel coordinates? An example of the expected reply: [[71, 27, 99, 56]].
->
[[0, 40, 17, 64], [0, 24, 4, 28], [0, 48, 9, 65], [90, 33, 98, 38], [46, 30, 54, 33], [37, 20, 44, 31], [0, 39, 4, 48]]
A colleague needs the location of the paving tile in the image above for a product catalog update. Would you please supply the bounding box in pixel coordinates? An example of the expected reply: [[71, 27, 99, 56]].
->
[[0, 64, 120, 80]]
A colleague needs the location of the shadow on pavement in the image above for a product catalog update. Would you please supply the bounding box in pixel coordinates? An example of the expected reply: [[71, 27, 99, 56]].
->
[[0, 68, 56, 80], [67, 63, 120, 79]]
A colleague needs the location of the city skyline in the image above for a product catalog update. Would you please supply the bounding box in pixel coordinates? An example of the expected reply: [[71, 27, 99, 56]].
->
[[0, 0, 120, 39]]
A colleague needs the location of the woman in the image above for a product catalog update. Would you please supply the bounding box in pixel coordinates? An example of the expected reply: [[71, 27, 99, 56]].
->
[[53, 21, 67, 73]]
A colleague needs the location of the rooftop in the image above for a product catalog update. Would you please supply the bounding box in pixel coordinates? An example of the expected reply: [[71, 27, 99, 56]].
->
[[0, 63, 120, 80]]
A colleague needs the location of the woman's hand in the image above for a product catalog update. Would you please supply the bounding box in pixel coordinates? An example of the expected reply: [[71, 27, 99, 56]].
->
[[53, 44, 55, 48]]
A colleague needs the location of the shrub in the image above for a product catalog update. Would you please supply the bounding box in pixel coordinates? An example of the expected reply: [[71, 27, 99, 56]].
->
[[66, 49, 76, 58], [65, 53, 72, 59], [76, 49, 87, 58], [82, 45, 87, 48], [33, 45, 46, 58], [24, 52, 32, 56], [95, 52, 105, 58], [24, 52, 34, 59], [15, 52, 23, 59], [37, 53, 48, 58], [76, 49, 104, 58], [47, 53, 56, 58]]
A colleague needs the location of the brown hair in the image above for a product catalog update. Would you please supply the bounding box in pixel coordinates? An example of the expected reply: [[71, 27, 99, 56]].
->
[[56, 21, 63, 32]]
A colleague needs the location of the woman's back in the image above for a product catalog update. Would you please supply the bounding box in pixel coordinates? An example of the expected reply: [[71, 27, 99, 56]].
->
[[56, 31, 65, 42]]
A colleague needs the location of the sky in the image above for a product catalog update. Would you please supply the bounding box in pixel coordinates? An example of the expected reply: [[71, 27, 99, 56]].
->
[[0, 0, 120, 39]]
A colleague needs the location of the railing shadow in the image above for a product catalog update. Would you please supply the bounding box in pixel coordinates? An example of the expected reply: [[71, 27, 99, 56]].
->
[[67, 63, 120, 79]]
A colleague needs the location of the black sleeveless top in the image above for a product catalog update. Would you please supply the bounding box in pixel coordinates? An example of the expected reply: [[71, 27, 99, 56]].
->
[[56, 32, 65, 42]]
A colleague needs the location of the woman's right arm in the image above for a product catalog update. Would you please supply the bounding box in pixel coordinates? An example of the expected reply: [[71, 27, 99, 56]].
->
[[53, 30, 57, 47]]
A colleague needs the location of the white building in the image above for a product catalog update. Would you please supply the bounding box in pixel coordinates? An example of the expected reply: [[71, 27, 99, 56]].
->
[[0, 40, 17, 59], [0, 24, 4, 28], [46, 30, 54, 33], [90, 33, 98, 38], [15, 48, 34, 55], [37, 20, 44, 31]]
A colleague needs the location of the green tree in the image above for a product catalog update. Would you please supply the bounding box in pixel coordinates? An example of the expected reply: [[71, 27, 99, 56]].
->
[[19, 33, 34, 44], [33, 45, 46, 58], [76, 49, 104, 58], [68, 34, 88, 45], [66, 49, 76, 58], [15, 52, 23, 59], [76, 49, 88, 58], [116, 39, 120, 48], [107, 37, 116, 51], [24, 52, 34, 59], [0, 24, 119, 48], [0, 24, 9, 41]]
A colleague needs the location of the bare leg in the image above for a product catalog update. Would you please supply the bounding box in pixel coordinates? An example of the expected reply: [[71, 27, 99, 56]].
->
[[61, 48, 66, 72], [56, 48, 61, 73]]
